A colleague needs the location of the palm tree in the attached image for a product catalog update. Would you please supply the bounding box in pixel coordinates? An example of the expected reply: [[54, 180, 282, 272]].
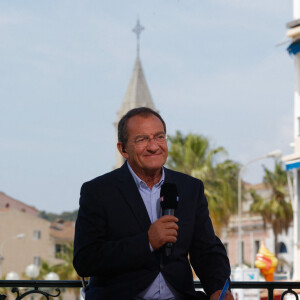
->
[[167, 131, 225, 177], [52, 243, 81, 298], [52, 243, 79, 280], [21, 261, 63, 300], [39, 260, 57, 279], [28, 245, 80, 298], [167, 131, 239, 234], [250, 161, 293, 256], [203, 159, 239, 233]]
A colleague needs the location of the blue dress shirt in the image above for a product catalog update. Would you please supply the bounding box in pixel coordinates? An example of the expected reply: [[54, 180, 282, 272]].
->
[[127, 163, 175, 300]]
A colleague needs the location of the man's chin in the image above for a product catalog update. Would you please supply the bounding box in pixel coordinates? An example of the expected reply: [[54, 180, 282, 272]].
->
[[143, 163, 165, 173]]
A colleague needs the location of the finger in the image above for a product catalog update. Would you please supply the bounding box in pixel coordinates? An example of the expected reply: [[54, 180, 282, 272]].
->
[[164, 235, 177, 243], [164, 222, 179, 230], [209, 290, 221, 300], [159, 215, 178, 222], [225, 291, 233, 300], [165, 229, 178, 237]]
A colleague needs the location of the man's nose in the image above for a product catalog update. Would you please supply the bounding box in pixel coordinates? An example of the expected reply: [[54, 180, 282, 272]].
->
[[146, 138, 160, 151]]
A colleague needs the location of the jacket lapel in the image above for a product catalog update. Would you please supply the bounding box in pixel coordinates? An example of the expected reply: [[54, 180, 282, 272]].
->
[[117, 163, 151, 232]]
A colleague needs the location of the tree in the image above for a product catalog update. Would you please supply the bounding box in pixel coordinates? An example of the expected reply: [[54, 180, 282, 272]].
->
[[202, 159, 240, 233], [250, 161, 293, 256], [26, 244, 81, 298], [52, 243, 81, 297], [39, 210, 78, 222], [167, 131, 239, 234], [37, 260, 56, 279], [52, 243, 79, 280]]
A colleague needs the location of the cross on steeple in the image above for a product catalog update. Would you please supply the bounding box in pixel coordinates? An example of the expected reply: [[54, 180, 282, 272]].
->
[[132, 18, 144, 57]]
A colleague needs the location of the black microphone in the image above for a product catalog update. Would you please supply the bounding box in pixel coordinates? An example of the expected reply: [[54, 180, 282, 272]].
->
[[160, 183, 179, 256]]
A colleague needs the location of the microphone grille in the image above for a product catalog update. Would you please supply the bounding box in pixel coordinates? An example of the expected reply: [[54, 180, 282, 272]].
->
[[160, 183, 179, 209]]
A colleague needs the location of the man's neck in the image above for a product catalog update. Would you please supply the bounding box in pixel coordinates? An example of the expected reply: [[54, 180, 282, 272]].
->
[[128, 163, 162, 190], [142, 173, 162, 190]]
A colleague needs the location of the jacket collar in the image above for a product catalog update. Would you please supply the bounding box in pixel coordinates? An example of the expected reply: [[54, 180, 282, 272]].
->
[[117, 163, 151, 231], [116, 163, 180, 230]]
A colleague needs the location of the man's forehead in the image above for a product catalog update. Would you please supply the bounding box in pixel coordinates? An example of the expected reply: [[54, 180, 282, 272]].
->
[[127, 114, 164, 130]]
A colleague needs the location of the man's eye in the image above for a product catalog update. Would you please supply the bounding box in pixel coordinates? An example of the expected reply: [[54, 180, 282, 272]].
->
[[156, 135, 165, 141], [135, 137, 146, 143]]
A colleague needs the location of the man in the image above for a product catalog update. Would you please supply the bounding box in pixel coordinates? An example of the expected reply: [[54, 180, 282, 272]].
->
[[73, 107, 233, 300]]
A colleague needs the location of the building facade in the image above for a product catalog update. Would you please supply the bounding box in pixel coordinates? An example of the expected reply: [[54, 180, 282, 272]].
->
[[281, 0, 300, 280], [0, 208, 50, 277], [222, 182, 293, 278], [0, 204, 75, 279]]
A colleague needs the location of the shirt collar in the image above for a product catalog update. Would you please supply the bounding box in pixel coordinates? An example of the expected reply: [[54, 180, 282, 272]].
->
[[127, 162, 165, 189]]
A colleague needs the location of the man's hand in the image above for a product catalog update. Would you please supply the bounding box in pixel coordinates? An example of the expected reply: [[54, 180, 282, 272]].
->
[[210, 290, 233, 300], [148, 215, 179, 250]]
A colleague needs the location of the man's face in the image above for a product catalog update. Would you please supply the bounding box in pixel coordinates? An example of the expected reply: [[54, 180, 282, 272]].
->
[[119, 114, 168, 176]]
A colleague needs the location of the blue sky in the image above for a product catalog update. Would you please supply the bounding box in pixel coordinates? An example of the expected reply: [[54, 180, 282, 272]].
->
[[0, 0, 295, 212]]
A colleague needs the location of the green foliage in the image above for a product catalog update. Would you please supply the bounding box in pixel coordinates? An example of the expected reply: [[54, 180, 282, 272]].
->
[[167, 131, 239, 235], [250, 162, 293, 256], [52, 243, 79, 281], [0, 274, 8, 295], [38, 260, 55, 279], [23, 244, 80, 296], [39, 210, 78, 222], [51, 243, 80, 296]]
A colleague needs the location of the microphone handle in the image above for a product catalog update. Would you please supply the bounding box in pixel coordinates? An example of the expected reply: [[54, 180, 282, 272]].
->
[[162, 208, 175, 256], [165, 244, 172, 256], [162, 208, 175, 216]]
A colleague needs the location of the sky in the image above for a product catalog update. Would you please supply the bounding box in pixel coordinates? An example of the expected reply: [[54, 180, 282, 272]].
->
[[0, 0, 296, 213]]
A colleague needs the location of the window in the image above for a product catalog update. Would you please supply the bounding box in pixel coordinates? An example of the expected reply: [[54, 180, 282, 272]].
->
[[223, 242, 228, 254], [55, 244, 66, 258], [278, 242, 287, 253], [33, 256, 41, 266], [33, 230, 41, 240], [255, 240, 260, 254], [241, 241, 245, 263]]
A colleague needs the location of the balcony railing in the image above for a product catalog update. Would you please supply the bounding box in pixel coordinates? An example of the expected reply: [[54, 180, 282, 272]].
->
[[0, 280, 300, 300]]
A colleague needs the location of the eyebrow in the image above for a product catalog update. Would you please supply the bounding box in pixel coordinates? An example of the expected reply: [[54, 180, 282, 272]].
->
[[134, 131, 165, 138]]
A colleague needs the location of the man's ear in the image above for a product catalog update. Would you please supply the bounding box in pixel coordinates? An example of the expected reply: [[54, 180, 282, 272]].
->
[[117, 142, 128, 159]]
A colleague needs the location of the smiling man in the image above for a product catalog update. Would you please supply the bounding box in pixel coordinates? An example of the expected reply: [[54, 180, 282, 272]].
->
[[73, 107, 233, 300]]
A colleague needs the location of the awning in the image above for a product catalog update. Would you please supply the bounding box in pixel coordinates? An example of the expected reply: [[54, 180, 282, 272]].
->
[[285, 159, 300, 170], [287, 40, 300, 55]]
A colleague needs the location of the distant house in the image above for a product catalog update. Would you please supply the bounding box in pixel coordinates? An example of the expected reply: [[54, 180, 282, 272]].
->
[[50, 220, 75, 260], [0, 192, 75, 278], [221, 182, 293, 277], [0, 191, 39, 216], [0, 208, 50, 277]]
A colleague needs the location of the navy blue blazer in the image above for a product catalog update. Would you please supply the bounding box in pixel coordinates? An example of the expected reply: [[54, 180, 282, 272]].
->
[[73, 163, 231, 300]]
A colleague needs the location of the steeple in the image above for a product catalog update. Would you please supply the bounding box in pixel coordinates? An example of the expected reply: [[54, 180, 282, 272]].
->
[[116, 56, 155, 121], [114, 19, 156, 168]]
